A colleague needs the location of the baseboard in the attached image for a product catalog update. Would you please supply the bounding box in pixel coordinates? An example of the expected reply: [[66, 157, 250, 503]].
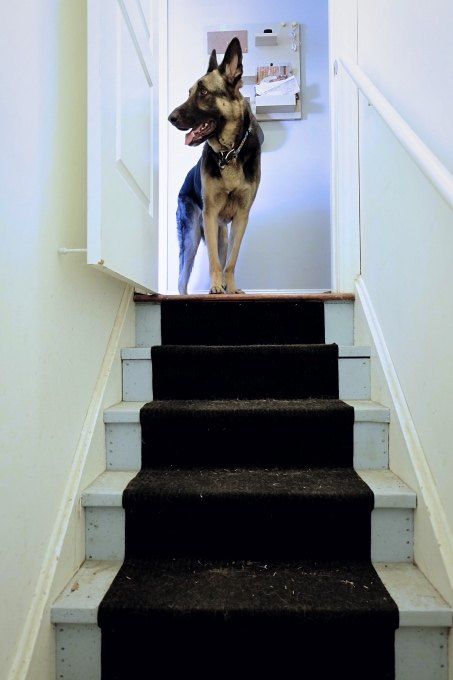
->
[[8, 284, 134, 680], [356, 276, 453, 592]]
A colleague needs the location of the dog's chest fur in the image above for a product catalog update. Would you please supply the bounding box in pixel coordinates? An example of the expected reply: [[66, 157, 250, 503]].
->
[[203, 161, 252, 222]]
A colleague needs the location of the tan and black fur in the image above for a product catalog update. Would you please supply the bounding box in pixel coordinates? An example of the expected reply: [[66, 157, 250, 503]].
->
[[168, 38, 263, 294]]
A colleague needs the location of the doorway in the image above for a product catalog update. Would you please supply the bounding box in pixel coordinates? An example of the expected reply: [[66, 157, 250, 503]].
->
[[165, 0, 331, 294]]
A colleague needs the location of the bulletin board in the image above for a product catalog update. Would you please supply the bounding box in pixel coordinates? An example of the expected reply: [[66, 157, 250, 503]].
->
[[206, 22, 303, 122]]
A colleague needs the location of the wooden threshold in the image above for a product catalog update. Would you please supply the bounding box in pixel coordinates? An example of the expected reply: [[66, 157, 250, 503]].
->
[[134, 292, 355, 303]]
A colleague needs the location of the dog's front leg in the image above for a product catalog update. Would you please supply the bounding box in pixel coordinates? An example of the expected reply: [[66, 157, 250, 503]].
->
[[224, 207, 250, 294], [203, 207, 224, 293]]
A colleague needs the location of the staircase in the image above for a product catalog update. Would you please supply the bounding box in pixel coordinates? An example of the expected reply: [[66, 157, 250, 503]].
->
[[52, 294, 452, 679]]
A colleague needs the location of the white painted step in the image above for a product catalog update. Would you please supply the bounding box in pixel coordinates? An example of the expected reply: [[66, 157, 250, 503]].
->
[[135, 299, 355, 347], [51, 559, 452, 680], [81, 469, 415, 563], [104, 400, 390, 472], [122, 345, 371, 402], [52, 561, 121, 680]]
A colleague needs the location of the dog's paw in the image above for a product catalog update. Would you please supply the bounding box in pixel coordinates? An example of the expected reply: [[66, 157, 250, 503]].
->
[[209, 285, 225, 294], [225, 287, 245, 294]]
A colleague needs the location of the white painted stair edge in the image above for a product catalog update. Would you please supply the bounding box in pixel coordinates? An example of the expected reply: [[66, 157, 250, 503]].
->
[[51, 560, 452, 680], [104, 399, 391, 471], [81, 469, 415, 563]]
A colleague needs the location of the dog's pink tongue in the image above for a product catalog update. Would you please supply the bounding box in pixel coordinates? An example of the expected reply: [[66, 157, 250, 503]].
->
[[185, 129, 196, 146]]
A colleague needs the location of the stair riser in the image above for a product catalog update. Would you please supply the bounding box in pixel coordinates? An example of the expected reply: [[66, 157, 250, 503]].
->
[[55, 624, 100, 680], [122, 355, 371, 401], [84, 505, 412, 563], [135, 300, 354, 348], [124, 500, 372, 560], [54, 622, 449, 680], [152, 345, 340, 400], [105, 419, 389, 471], [395, 627, 449, 680]]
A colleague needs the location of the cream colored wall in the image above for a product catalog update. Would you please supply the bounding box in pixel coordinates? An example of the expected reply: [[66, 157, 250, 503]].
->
[[0, 2, 135, 678], [354, 298, 453, 601], [353, 0, 453, 645]]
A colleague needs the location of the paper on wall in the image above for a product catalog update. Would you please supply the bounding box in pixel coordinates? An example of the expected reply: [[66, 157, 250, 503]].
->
[[255, 75, 300, 97]]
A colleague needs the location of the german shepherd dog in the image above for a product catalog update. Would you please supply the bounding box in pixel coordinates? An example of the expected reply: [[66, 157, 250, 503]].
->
[[168, 38, 263, 294]]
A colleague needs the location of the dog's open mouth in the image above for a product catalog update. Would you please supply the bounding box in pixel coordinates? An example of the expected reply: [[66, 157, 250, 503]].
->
[[185, 120, 217, 146]]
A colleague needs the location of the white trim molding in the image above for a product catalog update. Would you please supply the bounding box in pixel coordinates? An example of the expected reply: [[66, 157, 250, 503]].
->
[[329, 0, 361, 293], [356, 276, 453, 591], [155, 0, 169, 294], [8, 284, 134, 680]]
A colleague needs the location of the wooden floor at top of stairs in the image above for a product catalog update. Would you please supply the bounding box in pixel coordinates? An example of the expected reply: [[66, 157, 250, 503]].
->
[[134, 292, 355, 303]]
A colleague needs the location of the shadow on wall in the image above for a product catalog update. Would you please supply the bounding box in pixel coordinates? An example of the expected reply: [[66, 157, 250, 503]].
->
[[304, 83, 325, 115], [261, 123, 288, 153]]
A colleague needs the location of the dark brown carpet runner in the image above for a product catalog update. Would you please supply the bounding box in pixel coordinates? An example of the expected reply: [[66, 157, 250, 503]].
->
[[98, 299, 398, 679]]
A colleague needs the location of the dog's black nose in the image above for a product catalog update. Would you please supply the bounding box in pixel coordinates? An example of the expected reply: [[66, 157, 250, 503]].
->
[[168, 112, 179, 124]]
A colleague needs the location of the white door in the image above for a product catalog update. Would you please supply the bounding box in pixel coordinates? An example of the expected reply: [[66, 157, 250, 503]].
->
[[87, 0, 167, 292]]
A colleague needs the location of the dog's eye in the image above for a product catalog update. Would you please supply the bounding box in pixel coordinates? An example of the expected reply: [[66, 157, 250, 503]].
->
[[199, 87, 208, 96]]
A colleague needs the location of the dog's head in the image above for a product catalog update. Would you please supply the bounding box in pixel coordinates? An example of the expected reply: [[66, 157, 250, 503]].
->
[[168, 38, 244, 146]]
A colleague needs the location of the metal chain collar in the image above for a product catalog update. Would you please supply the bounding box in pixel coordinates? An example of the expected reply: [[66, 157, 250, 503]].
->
[[217, 126, 253, 170]]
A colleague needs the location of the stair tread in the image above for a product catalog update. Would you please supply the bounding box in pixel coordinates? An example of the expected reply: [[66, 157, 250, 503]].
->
[[142, 397, 351, 415], [123, 467, 370, 500], [357, 470, 416, 508], [52, 560, 451, 627], [374, 563, 453, 626], [345, 400, 390, 422], [51, 561, 122, 624], [99, 558, 396, 622], [82, 469, 416, 509], [82, 471, 137, 506], [104, 399, 390, 423]]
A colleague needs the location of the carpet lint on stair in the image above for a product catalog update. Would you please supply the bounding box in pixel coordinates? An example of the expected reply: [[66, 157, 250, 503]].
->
[[99, 559, 397, 679], [98, 300, 398, 679]]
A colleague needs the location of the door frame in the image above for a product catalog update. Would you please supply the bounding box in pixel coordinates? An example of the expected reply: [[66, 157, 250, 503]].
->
[[328, 0, 361, 293], [159, 1, 361, 294], [154, 0, 169, 293]]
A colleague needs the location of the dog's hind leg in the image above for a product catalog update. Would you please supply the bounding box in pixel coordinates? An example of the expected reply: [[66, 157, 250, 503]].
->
[[177, 197, 202, 295]]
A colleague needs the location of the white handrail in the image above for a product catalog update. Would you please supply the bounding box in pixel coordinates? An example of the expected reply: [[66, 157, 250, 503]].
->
[[339, 56, 453, 211]]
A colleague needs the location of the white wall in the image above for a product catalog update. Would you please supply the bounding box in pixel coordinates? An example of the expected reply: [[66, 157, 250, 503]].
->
[[0, 2, 135, 678], [167, 0, 331, 292], [352, 0, 453, 623]]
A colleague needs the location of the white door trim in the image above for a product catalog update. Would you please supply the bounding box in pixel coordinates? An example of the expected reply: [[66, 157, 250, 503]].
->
[[155, 0, 169, 293], [329, 0, 360, 293]]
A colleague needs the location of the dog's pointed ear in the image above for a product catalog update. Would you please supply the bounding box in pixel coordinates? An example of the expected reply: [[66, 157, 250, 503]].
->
[[219, 37, 243, 86], [207, 49, 218, 73]]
